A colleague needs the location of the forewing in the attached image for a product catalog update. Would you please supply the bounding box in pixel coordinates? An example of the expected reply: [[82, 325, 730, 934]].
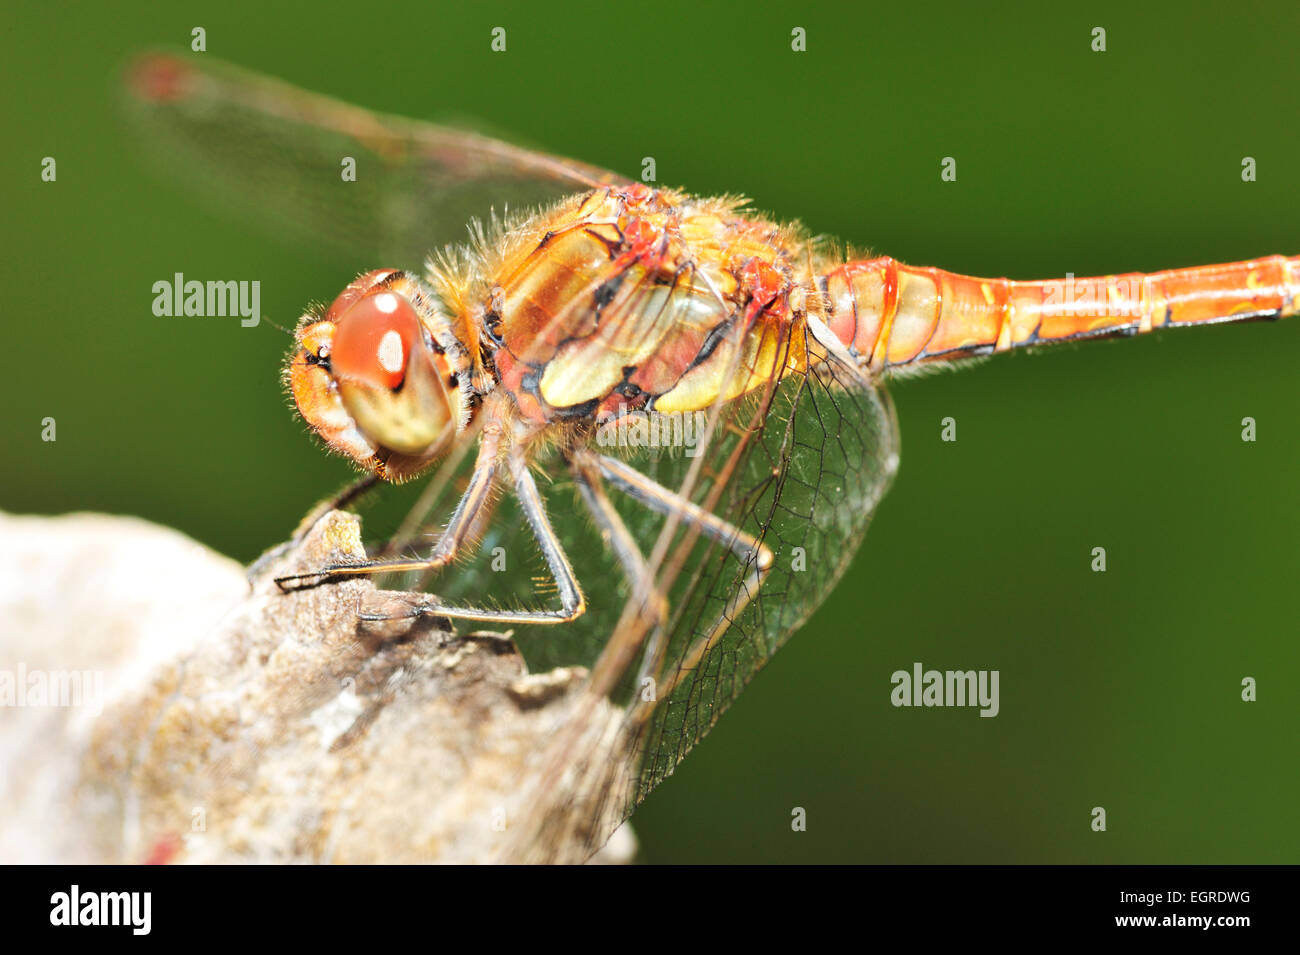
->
[[122, 52, 630, 264]]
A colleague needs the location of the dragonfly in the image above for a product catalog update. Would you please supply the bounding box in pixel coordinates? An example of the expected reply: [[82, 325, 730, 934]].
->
[[126, 52, 1298, 850]]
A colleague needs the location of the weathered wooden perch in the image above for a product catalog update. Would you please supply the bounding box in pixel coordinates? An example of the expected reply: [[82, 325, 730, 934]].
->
[[0, 510, 635, 864]]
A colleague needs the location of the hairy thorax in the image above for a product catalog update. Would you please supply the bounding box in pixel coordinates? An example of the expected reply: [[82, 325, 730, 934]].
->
[[471, 185, 816, 426]]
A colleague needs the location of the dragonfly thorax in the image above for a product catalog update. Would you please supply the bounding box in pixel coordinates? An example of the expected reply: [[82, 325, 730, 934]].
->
[[477, 185, 813, 427]]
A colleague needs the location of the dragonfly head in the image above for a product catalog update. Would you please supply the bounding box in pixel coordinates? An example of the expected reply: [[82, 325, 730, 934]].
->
[[287, 269, 471, 480]]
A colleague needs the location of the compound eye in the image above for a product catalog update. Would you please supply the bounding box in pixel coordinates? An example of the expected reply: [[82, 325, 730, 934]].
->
[[329, 288, 424, 391]]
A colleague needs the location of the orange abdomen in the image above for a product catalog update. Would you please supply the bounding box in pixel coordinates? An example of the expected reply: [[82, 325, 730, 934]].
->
[[823, 255, 1300, 371]]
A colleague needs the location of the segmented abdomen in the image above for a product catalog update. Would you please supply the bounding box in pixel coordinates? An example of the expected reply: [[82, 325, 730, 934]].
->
[[822, 255, 1300, 372]]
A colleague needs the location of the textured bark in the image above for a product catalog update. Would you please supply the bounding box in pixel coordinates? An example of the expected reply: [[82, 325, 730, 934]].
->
[[0, 510, 635, 864]]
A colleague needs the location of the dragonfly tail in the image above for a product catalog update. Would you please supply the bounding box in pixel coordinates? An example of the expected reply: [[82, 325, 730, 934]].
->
[[820, 254, 1300, 373]]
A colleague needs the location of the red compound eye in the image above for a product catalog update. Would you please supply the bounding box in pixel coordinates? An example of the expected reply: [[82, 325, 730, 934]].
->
[[329, 287, 423, 391]]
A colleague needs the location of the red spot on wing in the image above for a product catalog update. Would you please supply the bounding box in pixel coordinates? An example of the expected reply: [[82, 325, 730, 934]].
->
[[126, 53, 192, 103]]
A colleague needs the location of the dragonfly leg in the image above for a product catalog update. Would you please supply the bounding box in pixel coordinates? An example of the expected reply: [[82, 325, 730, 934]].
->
[[594, 455, 773, 694], [248, 473, 384, 582], [596, 455, 774, 576], [567, 450, 668, 628], [274, 428, 501, 591], [292, 473, 382, 541], [361, 453, 586, 626]]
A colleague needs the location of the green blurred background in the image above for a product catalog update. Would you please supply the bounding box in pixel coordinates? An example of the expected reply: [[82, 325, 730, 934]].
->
[[3, 0, 1296, 862]]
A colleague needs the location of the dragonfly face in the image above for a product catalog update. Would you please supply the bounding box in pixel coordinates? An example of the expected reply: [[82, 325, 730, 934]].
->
[[289, 269, 473, 480]]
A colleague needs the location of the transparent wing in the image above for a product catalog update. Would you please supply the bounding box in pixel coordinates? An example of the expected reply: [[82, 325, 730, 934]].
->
[[122, 52, 630, 264], [614, 324, 900, 802]]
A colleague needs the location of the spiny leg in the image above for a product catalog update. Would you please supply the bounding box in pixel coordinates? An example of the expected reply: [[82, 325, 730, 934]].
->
[[594, 454, 774, 696], [248, 473, 382, 582], [295, 473, 383, 539], [364, 451, 586, 625], [568, 450, 667, 629], [570, 449, 680, 699], [274, 427, 501, 591]]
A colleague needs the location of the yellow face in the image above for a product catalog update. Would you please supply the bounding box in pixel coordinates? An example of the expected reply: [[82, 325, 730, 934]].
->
[[287, 270, 468, 480]]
